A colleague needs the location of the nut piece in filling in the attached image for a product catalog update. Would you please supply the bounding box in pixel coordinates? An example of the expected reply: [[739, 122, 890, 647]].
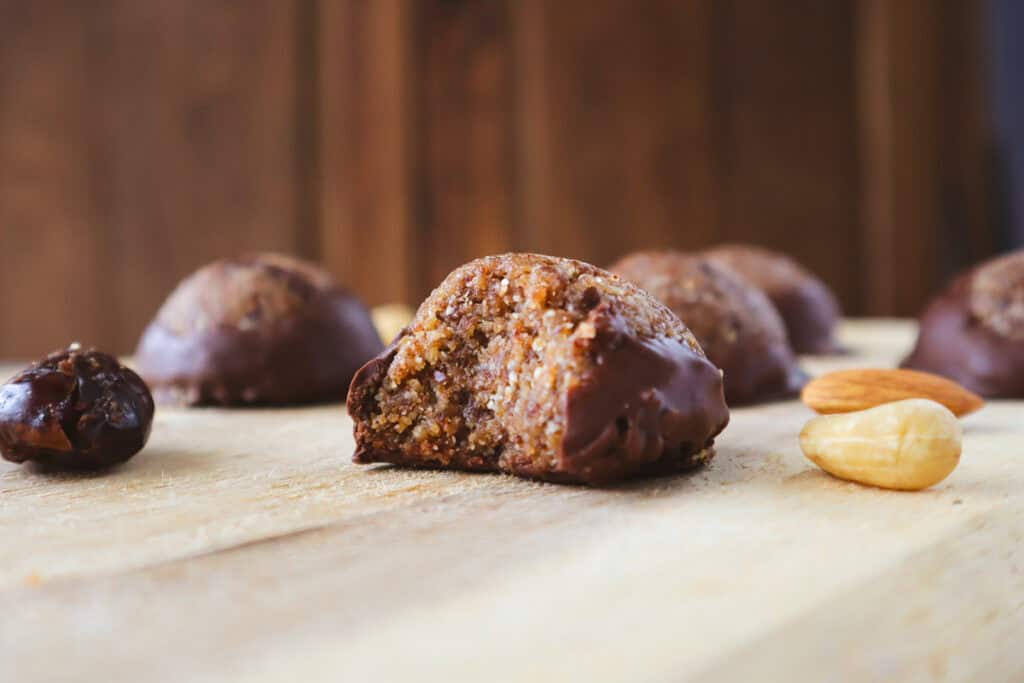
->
[[347, 253, 730, 486], [0, 345, 155, 470], [903, 250, 1024, 398], [136, 253, 383, 406], [703, 244, 842, 355], [610, 251, 805, 405]]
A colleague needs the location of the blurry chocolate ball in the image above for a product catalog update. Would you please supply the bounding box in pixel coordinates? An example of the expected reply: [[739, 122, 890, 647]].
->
[[610, 251, 805, 405], [135, 253, 382, 406], [0, 345, 154, 470], [704, 244, 841, 354], [903, 250, 1024, 397]]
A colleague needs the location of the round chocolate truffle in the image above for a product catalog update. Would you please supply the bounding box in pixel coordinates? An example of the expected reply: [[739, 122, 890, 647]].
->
[[136, 253, 383, 406], [0, 345, 154, 470], [903, 250, 1024, 397], [348, 253, 730, 486], [610, 251, 805, 405], [704, 244, 841, 354]]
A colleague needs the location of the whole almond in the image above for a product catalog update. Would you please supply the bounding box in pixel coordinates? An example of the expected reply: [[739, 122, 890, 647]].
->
[[801, 368, 983, 417]]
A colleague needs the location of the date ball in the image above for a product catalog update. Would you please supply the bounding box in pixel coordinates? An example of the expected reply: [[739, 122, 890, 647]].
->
[[610, 251, 805, 405], [903, 250, 1024, 397], [135, 253, 383, 406], [704, 244, 841, 354], [0, 345, 155, 470], [348, 253, 730, 486]]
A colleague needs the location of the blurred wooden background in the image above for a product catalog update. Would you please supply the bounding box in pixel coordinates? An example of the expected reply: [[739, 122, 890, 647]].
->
[[0, 0, 995, 356]]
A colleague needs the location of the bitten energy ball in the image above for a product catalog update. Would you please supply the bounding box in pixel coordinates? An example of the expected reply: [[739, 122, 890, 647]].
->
[[136, 253, 382, 406], [0, 345, 155, 470], [610, 251, 805, 405], [704, 244, 841, 354], [903, 250, 1024, 397], [348, 253, 730, 486]]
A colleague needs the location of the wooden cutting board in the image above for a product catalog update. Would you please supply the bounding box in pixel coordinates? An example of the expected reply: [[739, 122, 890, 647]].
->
[[2, 320, 1022, 682]]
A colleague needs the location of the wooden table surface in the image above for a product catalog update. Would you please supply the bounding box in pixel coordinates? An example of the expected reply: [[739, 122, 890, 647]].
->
[[2, 320, 1023, 682]]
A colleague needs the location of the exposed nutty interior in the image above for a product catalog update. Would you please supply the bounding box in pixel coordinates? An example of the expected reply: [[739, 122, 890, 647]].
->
[[611, 251, 789, 355], [357, 253, 704, 472], [971, 251, 1024, 340], [156, 254, 336, 336]]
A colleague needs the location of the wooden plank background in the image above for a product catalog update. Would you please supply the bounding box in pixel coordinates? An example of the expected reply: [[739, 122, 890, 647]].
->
[[0, 0, 996, 357]]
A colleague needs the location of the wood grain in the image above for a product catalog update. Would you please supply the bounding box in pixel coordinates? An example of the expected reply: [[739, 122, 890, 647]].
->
[[858, 0, 945, 316], [716, 0, 862, 311], [0, 0, 998, 354], [317, 0, 415, 305], [105, 0, 310, 344], [0, 1, 308, 356], [937, 0, 998, 274], [515, 0, 720, 267], [0, 3, 115, 355], [855, 0, 996, 316], [2, 321, 1023, 681], [414, 0, 517, 293]]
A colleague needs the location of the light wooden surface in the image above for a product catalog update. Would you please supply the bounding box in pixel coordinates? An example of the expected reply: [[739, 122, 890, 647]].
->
[[2, 320, 1023, 682]]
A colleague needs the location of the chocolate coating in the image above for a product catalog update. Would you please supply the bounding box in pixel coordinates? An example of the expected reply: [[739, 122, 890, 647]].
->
[[0, 346, 154, 470], [136, 253, 382, 406], [348, 253, 729, 486], [555, 303, 730, 483], [903, 250, 1024, 397], [610, 251, 806, 405], [704, 244, 841, 354]]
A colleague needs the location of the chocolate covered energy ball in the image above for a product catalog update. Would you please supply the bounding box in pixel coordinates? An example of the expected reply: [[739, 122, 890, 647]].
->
[[0, 345, 154, 470], [348, 253, 730, 486], [704, 244, 841, 354], [903, 250, 1024, 397], [610, 251, 805, 405], [136, 253, 382, 406]]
